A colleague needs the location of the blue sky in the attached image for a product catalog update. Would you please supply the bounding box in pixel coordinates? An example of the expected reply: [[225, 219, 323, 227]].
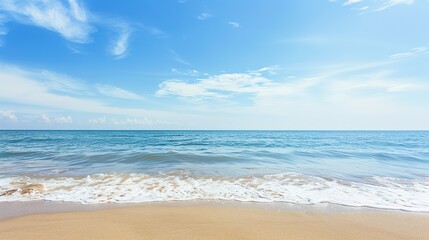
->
[[0, 0, 428, 130]]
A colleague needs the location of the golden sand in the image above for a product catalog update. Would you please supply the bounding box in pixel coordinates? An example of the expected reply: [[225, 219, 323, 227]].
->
[[0, 205, 428, 240]]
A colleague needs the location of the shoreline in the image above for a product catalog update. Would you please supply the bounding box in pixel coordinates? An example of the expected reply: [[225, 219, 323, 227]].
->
[[1, 199, 428, 220], [1, 199, 429, 220], [1, 201, 428, 240]]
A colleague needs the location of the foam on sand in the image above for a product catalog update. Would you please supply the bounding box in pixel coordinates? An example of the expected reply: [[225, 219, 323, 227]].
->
[[1, 172, 428, 212]]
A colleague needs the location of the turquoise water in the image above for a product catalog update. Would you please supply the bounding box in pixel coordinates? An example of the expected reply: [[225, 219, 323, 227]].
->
[[0, 130, 428, 211]]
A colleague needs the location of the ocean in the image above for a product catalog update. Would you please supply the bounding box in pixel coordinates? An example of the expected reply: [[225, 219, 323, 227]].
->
[[0, 130, 428, 212]]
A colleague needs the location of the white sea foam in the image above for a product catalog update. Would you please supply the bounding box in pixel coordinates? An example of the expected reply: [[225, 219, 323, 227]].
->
[[0, 173, 428, 212]]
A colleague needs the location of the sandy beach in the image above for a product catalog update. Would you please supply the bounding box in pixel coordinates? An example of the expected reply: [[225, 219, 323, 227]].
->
[[0, 204, 428, 240]]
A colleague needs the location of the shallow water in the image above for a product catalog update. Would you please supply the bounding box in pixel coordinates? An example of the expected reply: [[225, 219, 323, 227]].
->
[[0, 130, 428, 211]]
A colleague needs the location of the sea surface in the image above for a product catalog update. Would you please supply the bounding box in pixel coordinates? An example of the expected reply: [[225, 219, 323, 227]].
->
[[0, 130, 428, 212]]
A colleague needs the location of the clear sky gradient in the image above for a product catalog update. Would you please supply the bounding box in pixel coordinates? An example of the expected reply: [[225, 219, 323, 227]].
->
[[0, 0, 428, 130]]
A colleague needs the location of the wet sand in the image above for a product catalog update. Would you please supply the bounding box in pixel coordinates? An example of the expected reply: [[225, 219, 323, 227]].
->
[[0, 203, 428, 240]]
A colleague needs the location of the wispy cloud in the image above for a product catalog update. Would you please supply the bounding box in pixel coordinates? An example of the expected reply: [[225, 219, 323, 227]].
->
[[251, 65, 281, 75], [96, 84, 143, 100], [357, 6, 369, 11], [41, 114, 51, 123], [151, 58, 429, 130], [390, 47, 427, 59], [0, 64, 165, 119], [157, 71, 273, 98], [0, 67, 106, 113], [0, 110, 17, 122], [0, 0, 93, 43], [111, 117, 154, 126], [54, 116, 73, 124], [334, 0, 415, 11], [109, 23, 133, 59], [375, 0, 414, 11], [68, 0, 87, 22], [0, 14, 7, 46], [197, 12, 212, 20], [171, 68, 199, 76], [228, 21, 240, 28], [38, 70, 89, 94], [0, 64, 144, 102], [168, 49, 192, 66], [343, 0, 363, 6], [142, 25, 168, 38], [89, 116, 107, 124], [0, 0, 138, 58], [157, 60, 428, 101], [89, 116, 155, 126]]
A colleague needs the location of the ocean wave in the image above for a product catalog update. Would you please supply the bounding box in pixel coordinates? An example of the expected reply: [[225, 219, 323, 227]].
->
[[0, 172, 428, 212]]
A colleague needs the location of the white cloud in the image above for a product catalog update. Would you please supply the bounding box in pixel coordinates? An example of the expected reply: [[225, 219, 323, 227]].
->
[[0, 110, 17, 122], [96, 84, 143, 100], [251, 65, 280, 75], [111, 117, 153, 126], [109, 23, 132, 58], [375, 0, 414, 11], [89, 116, 106, 124], [343, 0, 363, 5], [335, 0, 415, 11], [358, 6, 369, 10], [54, 116, 72, 124], [197, 12, 212, 20], [68, 0, 87, 22], [157, 72, 273, 98], [35, 114, 78, 124], [390, 47, 427, 59], [228, 21, 240, 28], [171, 68, 199, 76], [0, 0, 137, 58], [89, 116, 154, 126], [41, 114, 51, 123], [0, 0, 93, 43], [158, 65, 321, 99], [157, 61, 429, 106], [0, 64, 169, 120]]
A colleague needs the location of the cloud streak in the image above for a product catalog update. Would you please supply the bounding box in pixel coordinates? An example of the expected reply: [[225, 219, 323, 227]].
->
[[334, 0, 415, 11], [390, 47, 427, 59], [96, 84, 143, 100], [375, 0, 414, 11], [343, 0, 363, 6], [168, 49, 192, 66], [228, 21, 240, 28]]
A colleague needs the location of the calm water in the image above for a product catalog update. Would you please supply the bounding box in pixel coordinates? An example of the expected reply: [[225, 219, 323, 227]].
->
[[0, 130, 428, 211]]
